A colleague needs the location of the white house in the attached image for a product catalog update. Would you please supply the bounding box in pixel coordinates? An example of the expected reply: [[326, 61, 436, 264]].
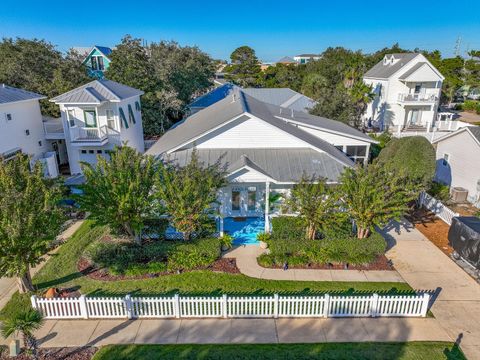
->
[[433, 126, 480, 207], [363, 53, 448, 134], [50, 80, 145, 175], [293, 54, 321, 64], [0, 84, 60, 177], [147, 87, 376, 239]]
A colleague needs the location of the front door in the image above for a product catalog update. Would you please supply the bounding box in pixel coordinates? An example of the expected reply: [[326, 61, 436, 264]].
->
[[410, 109, 420, 125], [230, 186, 258, 216], [51, 141, 60, 166]]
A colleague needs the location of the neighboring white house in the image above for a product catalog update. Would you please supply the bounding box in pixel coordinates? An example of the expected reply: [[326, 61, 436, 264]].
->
[[433, 126, 480, 207], [50, 79, 145, 175], [189, 83, 316, 115], [147, 87, 376, 234], [293, 54, 321, 64], [363, 53, 450, 134], [0, 84, 61, 177]]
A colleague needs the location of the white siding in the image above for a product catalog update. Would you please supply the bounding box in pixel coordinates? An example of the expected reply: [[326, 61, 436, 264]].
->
[[297, 125, 370, 146], [195, 116, 308, 149], [435, 131, 480, 205], [0, 100, 47, 157]]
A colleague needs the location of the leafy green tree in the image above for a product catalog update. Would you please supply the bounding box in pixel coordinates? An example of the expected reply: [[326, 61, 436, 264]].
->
[[77, 146, 159, 244], [260, 63, 305, 90], [156, 151, 227, 241], [0, 38, 89, 117], [0, 155, 63, 293], [224, 46, 262, 87], [285, 175, 345, 240], [1, 309, 44, 360], [340, 165, 415, 238], [375, 136, 436, 188]]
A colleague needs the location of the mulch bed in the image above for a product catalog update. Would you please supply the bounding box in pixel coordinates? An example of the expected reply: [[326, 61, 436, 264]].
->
[[406, 207, 453, 256], [0, 347, 97, 360], [260, 255, 395, 271], [77, 257, 240, 282]]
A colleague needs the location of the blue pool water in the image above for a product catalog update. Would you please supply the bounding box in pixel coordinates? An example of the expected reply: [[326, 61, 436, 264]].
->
[[222, 217, 265, 245]]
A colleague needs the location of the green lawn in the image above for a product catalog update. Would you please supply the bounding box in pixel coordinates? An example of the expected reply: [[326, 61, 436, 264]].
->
[[93, 343, 466, 360], [1, 220, 413, 319]]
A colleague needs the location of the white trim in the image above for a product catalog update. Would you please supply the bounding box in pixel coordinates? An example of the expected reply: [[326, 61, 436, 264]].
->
[[228, 165, 278, 184], [432, 127, 480, 147]]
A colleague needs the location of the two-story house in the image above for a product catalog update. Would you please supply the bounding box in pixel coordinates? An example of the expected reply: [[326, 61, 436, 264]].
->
[[363, 53, 445, 134], [0, 84, 61, 177], [50, 79, 145, 175], [293, 54, 321, 64], [72, 46, 113, 78]]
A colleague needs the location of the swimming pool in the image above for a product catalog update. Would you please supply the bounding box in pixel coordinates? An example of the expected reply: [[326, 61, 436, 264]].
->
[[222, 217, 266, 245]]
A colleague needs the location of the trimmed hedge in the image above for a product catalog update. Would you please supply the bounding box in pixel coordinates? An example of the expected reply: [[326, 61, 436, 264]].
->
[[271, 216, 353, 240], [84, 237, 221, 275], [259, 231, 386, 267]]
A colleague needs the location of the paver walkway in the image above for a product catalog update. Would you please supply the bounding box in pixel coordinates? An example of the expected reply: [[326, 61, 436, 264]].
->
[[0, 220, 85, 310], [0, 317, 451, 347], [381, 219, 480, 360], [224, 244, 405, 283]]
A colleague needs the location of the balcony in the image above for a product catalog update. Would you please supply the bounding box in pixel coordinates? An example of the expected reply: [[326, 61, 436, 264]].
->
[[397, 93, 438, 104], [70, 125, 109, 146], [43, 117, 65, 139]]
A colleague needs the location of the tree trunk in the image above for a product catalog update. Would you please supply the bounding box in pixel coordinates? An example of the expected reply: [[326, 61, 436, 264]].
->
[[16, 268, 34, 293], [183, 231, 191, 242], [26, 334, 38, 360], [306, 224, 316, 240], [357, 227, 371, 239]]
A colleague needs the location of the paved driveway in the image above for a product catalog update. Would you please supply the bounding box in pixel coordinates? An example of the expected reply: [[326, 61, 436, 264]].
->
[[383, 219, 480, 360]]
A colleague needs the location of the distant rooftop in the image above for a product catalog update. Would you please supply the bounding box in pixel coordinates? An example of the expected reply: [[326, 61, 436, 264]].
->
[[295, 54, 321, 57], [277, 56, 296, 64], [71, 45, 113, 58], [364, 53, 419, 79], [0, 84, 45, 105]]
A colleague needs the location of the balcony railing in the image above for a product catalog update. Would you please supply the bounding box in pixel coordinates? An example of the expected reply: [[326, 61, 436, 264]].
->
[[397, 93, 438, 103], [70, 125, 108, 142], [43, 118, 64, 138]]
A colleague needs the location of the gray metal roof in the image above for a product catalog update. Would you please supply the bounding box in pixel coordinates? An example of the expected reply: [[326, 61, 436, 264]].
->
[[0, 84, 45, 104], [468, 126, 480, 143], [50, 80, 144, 104], [147, 88, 355, 168], [164, 148, 348, 183], [277, 56, 296, 63], [189, 84, 316, 113], [364, 53, 419, 79]]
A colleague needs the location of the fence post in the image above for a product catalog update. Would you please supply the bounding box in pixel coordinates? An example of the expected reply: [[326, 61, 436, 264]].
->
[[324, 294, 330, 318], [222, 294, 228, 319], [273, 294, 279, 319], [370, 293, 379, 318], [79, 295, 89, 319], [174, 294, 181, 319], [125, 295, 133, 319], [30, 295, 38, 310], [420, 293, 430, 317]]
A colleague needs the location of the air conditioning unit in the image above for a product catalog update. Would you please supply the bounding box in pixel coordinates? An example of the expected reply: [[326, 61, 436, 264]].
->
[[451, 187, 468, 203]]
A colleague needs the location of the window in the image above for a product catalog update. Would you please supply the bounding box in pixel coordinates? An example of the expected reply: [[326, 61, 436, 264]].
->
[[346, 145, 367, 164], [5, 113, 12, 121], [91, 56, 98, 70], [414, 84, 422, 94], [97, 56, 104, 71], [119, 107, 128, 129], [83, 110, 97, 127], [128, 104, 136, 124], [247, 187, 256, 211], [67, 109, 76, 127], [232, 190, 241, 211], [443, 153, 449, 166], [38, 141, 42, 147], [25, 129, 30, 136], [97, 150, 102, 154], [88, 150, 94, 154], [135, 101, 141, 111], [81, 150, 87, 154], [106, 109, 115, 129]]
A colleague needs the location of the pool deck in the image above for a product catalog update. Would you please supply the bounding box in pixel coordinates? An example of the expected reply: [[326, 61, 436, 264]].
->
[[223, 245, 406, 283]]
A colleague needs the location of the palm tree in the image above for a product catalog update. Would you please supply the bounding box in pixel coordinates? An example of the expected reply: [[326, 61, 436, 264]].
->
[[349, 81, 375, 128], [1, 309, 44, 359]]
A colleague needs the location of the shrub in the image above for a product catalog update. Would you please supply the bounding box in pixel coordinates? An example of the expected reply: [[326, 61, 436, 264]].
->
[[143, 218, 170, 240], [271, 216, 305, 240], [167, 237, 221, 271], [462, 100, 479, 112], [256, 232, 271, 242], [125, 262, 168, 276], [219, 234, 233, 249], [428, 181, 450, 202]]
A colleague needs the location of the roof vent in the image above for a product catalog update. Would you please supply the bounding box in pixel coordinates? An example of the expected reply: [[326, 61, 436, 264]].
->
[[291, 108, 294, 118], [231, 93, 236, 103]]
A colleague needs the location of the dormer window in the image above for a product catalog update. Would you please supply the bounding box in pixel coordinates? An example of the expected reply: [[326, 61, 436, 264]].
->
[[91, 56, 105, 71]]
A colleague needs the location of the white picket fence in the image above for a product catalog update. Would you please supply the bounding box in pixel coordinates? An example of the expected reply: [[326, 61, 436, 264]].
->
[[31, 293, 430, 320], [419, 191, 459, 225]]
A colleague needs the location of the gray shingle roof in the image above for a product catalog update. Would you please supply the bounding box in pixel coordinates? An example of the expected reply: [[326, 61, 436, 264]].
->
[[164, 148, 348, 183], [50, 80, 144, 104], [147, 88, 355, 168], [0, 84, 45, 104], [189, 84, 316, 113], [398, 62, 427, 80], [467, 126, 480, 143], [364, 53, 419, 79]]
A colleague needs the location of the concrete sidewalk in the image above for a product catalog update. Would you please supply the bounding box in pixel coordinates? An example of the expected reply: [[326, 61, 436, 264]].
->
[[224, 245, 405, 283], [0, 317, 451, 347], [0, 220, 85, 310], [382, 219, 480, 360]]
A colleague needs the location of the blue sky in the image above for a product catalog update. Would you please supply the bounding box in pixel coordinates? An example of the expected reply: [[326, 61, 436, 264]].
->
[[1, 0, 479, 62]]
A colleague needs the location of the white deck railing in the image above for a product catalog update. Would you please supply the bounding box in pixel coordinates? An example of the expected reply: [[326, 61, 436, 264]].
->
[[419, 191, 459, 225], [31, 293, 430, 320]]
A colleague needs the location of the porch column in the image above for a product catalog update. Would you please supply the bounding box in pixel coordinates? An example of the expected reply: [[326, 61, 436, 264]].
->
[[219, 217, 224, 237], [265, 181, 270, 233]]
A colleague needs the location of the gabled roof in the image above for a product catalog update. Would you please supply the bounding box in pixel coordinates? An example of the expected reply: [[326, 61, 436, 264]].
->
[[72, 45, 113, 60], [189, 83, 316, 113], [0, 84, 46, 104], [364, 53, 419, 79], [295, 54, 320, 57], [147, 88, 355, 168], [50, 80, 144, 104], [277, 56, 296, 63], [398, 62, 444, 81], [432, 126, 480, 147]]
